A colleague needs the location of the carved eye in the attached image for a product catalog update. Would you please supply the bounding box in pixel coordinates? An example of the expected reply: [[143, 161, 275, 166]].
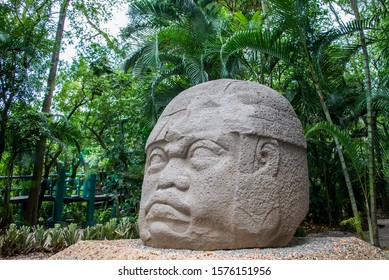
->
[[188, 140, 225, 170], [191, 146, 219, 158], [148, 148, 168, 172]]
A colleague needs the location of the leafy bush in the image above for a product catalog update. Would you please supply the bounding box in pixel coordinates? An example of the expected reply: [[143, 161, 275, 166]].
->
[[82, 225, 102, 241], [94, 208, 113, 224], [32, 225, 49, 251], [63, 223, 81, 246], [38, 202, 54, 226], [102, 218, 118, 240], [0, 234, 4, 256], [0, 224, 34, 256], [116, 217, 138, 239], [0, 217, 139, 257], [63, 203, 86, 225], [19, 225, 35, 254], [48, 224, 66, 252]]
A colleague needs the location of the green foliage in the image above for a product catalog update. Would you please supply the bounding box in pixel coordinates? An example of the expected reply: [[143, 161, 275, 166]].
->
[[48, 224, 66, 252], [32, 225, 49, 251], [94, 208, 113, 224], [115, 217, 139, 239], [82, 218, 139, 241], [0, 224, 20, 256], [38, 202, 54, 226], [82, 224, 104, 241], [101, 218, 118, 240], [63, 223, 81, 246], [305, 121, 364, 173], [0, 224, 34, 256], [294, 226, 307, 237], [62, 203, 86, 226], [340, 215, 367, 240]]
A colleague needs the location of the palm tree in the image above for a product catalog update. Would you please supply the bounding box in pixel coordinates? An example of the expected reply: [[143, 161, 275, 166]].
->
[[349, 0, 379, 246], [122, 0, 231, 122]]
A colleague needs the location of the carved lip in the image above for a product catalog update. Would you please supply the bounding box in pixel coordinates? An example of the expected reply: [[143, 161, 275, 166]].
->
[[145, 197, 190, 223]]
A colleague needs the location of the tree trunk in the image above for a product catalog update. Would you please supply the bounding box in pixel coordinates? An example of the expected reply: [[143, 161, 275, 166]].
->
[[1, 153, 16, 229], [350, 0, 379, 247], [23, 0, 70, 225]]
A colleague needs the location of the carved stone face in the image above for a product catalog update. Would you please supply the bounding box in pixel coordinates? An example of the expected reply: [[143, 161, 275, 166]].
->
[[138, 79, 309, 250]]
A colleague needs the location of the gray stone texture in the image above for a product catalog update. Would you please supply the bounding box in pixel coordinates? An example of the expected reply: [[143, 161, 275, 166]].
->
[[138, 79, 309, 250]]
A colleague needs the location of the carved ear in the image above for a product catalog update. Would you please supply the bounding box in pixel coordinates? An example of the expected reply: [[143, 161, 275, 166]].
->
[[255, 138, 279, 177], [238, 135, 279, 177]]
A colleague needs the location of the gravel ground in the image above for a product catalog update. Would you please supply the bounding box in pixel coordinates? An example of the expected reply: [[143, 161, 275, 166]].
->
[[2, 220, 388, 260], [48, 236, 389, 260]]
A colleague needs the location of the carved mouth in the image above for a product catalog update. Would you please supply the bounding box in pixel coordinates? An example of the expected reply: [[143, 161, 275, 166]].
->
[[145, 200, 190, 233]]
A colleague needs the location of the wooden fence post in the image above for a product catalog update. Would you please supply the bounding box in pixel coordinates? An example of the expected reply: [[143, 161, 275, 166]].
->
[[48, 168, 66, 227], [82, 174, 96, 228]]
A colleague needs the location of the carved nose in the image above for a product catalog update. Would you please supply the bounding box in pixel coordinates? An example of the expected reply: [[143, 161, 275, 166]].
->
[[157, 159, 189, 191]]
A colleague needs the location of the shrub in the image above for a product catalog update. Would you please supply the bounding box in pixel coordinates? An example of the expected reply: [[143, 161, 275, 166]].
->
[[82, 225, 102, 241], [102, 218, 119, 240], [94, 208, 113, 224], [63, 223, 81, 246], [1, 217, 139, 257], [32, 225, 49, 251], [19, 225, 34, 254], [0, 224, 34, 256], [48, 224, 66, 252], [116, 217, 138, 239]]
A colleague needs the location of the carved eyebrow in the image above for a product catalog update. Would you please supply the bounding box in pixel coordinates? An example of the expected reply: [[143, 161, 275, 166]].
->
[[147, 136, 229, 159], [146, 137, 192, 158], [146, 140, 168, 155]]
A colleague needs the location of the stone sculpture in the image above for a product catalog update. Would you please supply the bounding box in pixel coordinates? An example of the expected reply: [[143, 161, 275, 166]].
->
[[138, 79, 309, 250]]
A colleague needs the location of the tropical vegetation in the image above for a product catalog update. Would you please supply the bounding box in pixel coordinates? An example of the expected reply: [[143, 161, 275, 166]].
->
[[0, 0, 388, 248]]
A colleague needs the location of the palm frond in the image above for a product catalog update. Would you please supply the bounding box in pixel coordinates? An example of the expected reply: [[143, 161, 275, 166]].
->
[[372, 88, 389, 114], [315, 17, 379, 52], [354, 88, 389, 115], [123, 35, 160, 76], [183, 55, 208, 85], [221, 29, 301, 75], [305, 121, 366, 172], [49, 119, 81, 153]]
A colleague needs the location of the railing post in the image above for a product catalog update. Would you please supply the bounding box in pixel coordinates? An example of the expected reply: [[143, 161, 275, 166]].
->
[[82, 174, 96, 228], [48, 168, 66, 227]]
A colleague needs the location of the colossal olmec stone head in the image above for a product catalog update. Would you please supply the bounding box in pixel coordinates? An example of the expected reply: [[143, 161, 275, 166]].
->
[[139, 79, 309, 250]]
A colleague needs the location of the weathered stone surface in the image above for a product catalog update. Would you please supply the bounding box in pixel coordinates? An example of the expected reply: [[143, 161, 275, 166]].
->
[[138, 79, 309, 250]]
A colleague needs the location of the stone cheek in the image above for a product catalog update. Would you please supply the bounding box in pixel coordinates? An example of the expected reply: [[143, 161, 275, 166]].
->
[[138, 79, 309, 250]]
